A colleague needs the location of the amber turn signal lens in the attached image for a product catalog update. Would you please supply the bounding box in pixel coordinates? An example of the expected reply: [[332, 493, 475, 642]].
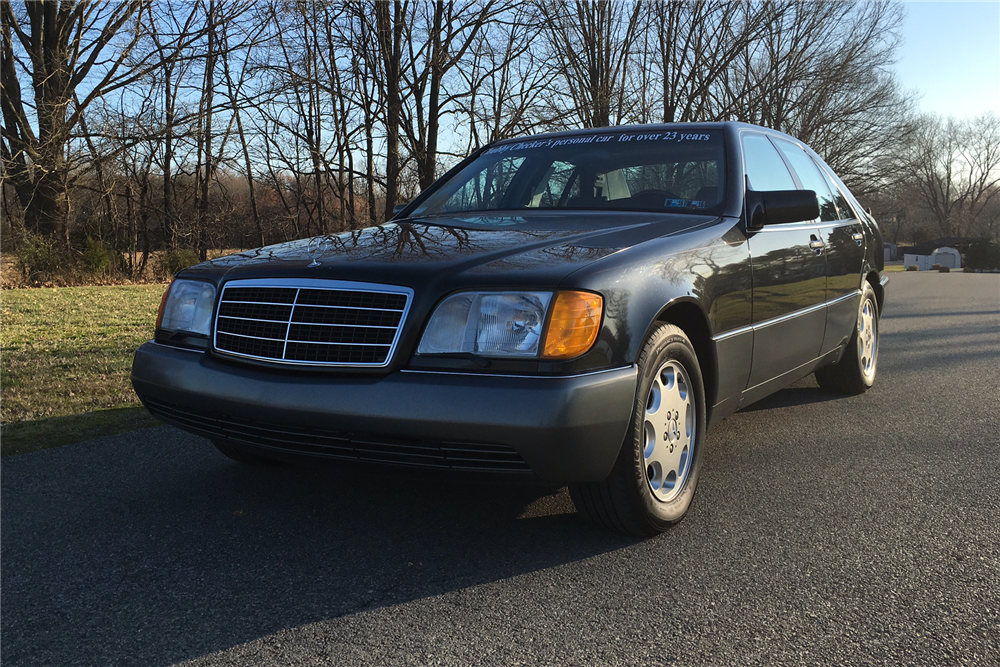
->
[[541, 291, 603, 359], [155, 282, 172, 329]]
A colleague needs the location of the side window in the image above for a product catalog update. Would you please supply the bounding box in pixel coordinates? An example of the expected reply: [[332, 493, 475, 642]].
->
[[774, 138, 838, 222], [816, 164, 856, 220], [742, 134, 795, 191]]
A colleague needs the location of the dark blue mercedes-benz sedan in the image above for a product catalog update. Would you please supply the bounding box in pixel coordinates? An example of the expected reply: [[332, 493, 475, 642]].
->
[[132, 122, 886, 535]]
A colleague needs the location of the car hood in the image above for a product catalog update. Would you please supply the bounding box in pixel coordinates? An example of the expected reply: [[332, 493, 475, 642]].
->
[[183, 211, 721, 289]]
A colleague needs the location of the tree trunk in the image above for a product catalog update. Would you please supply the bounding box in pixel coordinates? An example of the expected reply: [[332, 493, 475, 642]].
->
[[162, 63, 176, 248], [375, 1, 404, 220], [198, 0, 216, 261]]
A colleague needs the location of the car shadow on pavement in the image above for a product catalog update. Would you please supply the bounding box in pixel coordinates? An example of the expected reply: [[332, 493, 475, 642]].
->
[[0, 427, 636, 667], [738, 376, 842, 412]]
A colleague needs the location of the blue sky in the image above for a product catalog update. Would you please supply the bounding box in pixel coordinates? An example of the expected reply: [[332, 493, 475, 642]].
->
[[895, 1, 1000, 118]]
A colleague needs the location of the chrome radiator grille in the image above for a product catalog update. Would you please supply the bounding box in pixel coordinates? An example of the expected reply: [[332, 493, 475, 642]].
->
[[213, 279, 412, 367]]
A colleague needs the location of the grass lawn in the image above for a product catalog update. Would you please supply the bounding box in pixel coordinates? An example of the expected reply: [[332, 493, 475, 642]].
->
[[1, 284, 167, 455]]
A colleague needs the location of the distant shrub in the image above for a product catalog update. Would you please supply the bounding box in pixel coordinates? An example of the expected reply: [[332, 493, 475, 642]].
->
[[938, 266, 950, 273], [16, 233, 71, 283], [965, 239, 1000, 271], [82, 238, 123, 278], [906, 265, 918, 271], [160, 249, 201, 277]]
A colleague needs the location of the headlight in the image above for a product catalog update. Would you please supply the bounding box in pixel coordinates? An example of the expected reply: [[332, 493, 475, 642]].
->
[[417, 290, 603, 360], [156, 279, 216, 337], [418, 291, 551, 357]]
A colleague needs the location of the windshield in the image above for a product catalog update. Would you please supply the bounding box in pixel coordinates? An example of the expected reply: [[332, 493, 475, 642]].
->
[[413, 129, 725, 218]]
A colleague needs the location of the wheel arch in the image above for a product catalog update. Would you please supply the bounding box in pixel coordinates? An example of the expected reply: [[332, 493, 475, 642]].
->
[[650, 299, 718, 422], [866, 270, 884, 314]]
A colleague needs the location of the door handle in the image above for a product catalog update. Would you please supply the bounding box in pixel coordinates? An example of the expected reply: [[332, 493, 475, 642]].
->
[[809, 235, 824, 255], [852, 231, 864, 246]]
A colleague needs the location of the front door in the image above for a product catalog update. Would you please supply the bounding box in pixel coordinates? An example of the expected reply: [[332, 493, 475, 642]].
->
[[745, 223, 828, 387], [741, 132, 828, 389]]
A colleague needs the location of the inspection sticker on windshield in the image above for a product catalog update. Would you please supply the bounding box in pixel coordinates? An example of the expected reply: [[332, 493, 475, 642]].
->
[[664, 199, 708, 209]]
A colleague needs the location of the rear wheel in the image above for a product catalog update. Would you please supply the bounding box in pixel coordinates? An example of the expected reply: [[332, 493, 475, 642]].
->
[[212, 439, 283, 466], [570, 323, 706, 536], [815, 282, 879, 395]]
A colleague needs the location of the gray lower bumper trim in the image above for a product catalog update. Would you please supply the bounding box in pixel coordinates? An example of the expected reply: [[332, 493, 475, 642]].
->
[[131, 343, 638, 482]]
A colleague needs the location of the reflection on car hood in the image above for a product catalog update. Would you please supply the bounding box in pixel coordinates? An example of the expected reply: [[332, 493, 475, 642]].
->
[[188, 211, 721, 286]]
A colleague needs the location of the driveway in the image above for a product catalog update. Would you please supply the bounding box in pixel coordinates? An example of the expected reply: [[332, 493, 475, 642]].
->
[[3, 272, 998, 666]]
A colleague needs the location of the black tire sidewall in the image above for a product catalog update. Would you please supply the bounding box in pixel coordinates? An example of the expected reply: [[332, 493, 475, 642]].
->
[[624, 324, 707, 529]]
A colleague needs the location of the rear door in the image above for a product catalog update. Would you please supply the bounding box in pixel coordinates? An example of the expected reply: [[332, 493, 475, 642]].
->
[[815, 166, 867, 355], [773, 139, 864, 356], [742, 133, 827, 389]]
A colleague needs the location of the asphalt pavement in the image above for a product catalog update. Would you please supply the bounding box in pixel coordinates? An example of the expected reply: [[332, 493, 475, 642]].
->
[[2, 272, 998, 666]]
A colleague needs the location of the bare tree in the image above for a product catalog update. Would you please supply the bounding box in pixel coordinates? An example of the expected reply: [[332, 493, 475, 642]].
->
[[1, 0, 963, 280], [720, 0, 913, 194], [143, 0, 203, 248], [900, 114, 1000, 238], [1, 0, 146, 243], [220, 10, 267, 246], [374, 0, 408, 218], [458, 6, 557, 148], [648, 2, 776, 123], [399, 1, 498, 189], [538, 0, 645, 128]]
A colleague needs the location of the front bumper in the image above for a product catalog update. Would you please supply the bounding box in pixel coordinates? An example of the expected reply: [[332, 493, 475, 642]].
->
[[131, 342, 638, 482]]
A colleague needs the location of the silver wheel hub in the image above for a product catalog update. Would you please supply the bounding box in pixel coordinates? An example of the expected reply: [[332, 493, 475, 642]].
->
[[642, 360, 695, 503], [858, 298, 878, 379]]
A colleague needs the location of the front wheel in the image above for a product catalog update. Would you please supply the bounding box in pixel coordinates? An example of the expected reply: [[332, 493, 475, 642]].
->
[[815, 282, 879, 395], [570, 323, 707, 536]]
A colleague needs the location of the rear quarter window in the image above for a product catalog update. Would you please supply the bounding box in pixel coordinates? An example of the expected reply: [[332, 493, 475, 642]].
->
[[774, 138, 838, 222], [816, 165, 857, 220]]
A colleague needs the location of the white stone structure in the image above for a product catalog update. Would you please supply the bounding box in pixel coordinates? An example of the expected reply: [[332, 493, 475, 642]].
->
[[931, 247, 961, 269], [903, 254, 935, 271], [902, 247, 962, 270]]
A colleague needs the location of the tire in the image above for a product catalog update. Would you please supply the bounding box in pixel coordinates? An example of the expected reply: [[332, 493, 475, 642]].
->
[[815, 281, 879, 395], [570, 323, 707, 537], [212, 439, 283, 466]]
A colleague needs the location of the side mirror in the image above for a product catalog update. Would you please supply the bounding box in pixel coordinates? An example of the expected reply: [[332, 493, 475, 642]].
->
[[392, 203, 409, 217], [746, 189, 819, 227]]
